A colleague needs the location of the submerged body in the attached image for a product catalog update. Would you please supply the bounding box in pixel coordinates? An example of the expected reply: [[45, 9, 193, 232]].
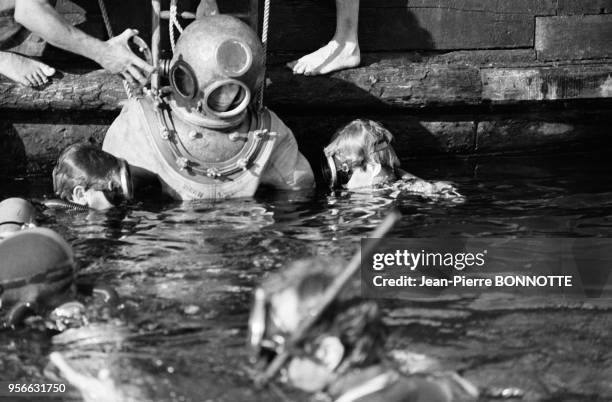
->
[[104, 16, 314, 200]]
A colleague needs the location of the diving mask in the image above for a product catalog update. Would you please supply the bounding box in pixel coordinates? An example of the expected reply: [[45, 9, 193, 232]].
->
[[323, 137, 390, 189], [102, 159, 134, 206], [322, 153, 361, 189]]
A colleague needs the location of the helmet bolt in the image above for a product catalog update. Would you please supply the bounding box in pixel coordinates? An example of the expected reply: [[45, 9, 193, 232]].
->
[[161, 128, 173, 140], [206, 168, 220, 178], [189, 130, 199, 139], [236, 158, 248, 171], [229, 132, 244, 142], [176, 157, 190, 170], [255, 129, 269, 140]]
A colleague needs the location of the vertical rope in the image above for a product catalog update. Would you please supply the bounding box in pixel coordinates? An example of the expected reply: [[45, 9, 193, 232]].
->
[[257, 0, 270, 111], [97, 0, 114, 37], [169, 0, 185, 53], [97, 0, 134, 98], [151, 0, 161, 93]]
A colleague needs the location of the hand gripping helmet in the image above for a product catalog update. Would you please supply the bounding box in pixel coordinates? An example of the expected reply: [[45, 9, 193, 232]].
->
[[168, 15, 265, 130]]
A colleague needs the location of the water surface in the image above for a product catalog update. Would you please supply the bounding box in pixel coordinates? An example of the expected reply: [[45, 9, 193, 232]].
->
[[1, 151, 611, 401]]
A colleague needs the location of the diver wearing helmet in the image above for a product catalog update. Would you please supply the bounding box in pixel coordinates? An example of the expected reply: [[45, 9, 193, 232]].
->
[[103, 15, 314, 201], [248, 257, 479, 402]]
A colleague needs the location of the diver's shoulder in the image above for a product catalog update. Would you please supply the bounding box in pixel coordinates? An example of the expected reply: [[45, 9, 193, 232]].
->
[[256, 107, 286, 130]]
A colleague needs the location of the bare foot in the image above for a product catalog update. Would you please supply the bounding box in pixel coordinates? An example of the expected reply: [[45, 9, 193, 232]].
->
[[0, 51, 55, 87], [289, 40, 360, 76]]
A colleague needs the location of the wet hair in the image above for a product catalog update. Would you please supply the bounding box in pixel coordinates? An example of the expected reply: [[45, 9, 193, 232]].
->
[[324, 119, 401, 174], [52, 144, 124, 201], [263, 258, 387, 370]]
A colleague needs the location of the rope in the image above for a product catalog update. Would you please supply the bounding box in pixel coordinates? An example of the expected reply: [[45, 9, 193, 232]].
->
[[97, 0, 113, 37], [257, 0, 270, 111], [97, 0, 134, 99], [169, 0, 184, 53]]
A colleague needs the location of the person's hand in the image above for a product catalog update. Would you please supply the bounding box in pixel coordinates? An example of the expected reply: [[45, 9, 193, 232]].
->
[[401, 178, 435, 194], [98, 29, 154, 86], [432, 181, 456, 193], [400, 179, 463, 200]]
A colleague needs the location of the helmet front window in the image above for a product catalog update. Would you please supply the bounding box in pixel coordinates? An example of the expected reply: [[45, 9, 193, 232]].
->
[[207, 83, 247, 113]]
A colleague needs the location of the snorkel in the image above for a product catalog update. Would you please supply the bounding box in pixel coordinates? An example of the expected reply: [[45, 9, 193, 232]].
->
[[249, 211, 401, 387]]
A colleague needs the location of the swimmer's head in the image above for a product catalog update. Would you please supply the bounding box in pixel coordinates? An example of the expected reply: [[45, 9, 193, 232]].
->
[[0, 197, 36, 236], [323, 119, 400, 189], [248, 258, 386, 392], [53, 144, 133, 210]]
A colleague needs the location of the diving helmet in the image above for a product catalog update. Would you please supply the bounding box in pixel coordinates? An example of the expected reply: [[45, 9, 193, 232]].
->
[[0, 198, 36, 234], [168, 15, 265, 129]]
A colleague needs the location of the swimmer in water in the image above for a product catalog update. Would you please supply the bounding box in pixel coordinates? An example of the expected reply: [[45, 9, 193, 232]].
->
[[52, 144, 134, 210], [0, 197, 36, 239], [248, 257, 479, 401], [322, 119, 461, 199]]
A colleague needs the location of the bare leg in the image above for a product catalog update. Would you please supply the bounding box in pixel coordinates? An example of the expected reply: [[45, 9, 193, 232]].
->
[[0, 51, 55, 86], [15, 0, 153, 85], [196, 0, 219, 18], [290, 0, 360, 76]]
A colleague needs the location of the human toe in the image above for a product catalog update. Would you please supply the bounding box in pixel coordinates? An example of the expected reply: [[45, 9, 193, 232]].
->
[[41, 64, 55, 77]]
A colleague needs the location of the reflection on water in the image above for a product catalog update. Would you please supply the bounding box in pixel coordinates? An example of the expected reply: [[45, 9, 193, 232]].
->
[[1, 151, 612, 401]]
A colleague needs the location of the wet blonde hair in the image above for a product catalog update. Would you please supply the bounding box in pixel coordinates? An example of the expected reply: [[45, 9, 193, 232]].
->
[[324, 119, 401, 173]]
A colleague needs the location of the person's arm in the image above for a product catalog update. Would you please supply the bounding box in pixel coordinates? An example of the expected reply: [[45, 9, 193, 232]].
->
[[260, 112, 315, 191], [396, 168, 460, 196], [14, 0, 153, 85]]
